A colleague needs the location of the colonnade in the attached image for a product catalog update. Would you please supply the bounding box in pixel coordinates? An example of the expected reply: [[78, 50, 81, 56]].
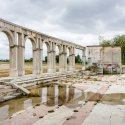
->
[[0, 19, 86, 77]]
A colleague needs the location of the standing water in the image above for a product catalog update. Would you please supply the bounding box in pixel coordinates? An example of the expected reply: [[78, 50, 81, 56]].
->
[[0, 83, 84, 122]]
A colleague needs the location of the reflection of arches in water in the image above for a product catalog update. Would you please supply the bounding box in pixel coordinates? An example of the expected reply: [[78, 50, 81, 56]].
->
[[47, 85, 55, 106], [74, 88, 83, 99], [68, 87, 75, 101], [30, 88, 42, 105], [24, 99, 32, 109], [6, 98, 24, 117], [41, 87, 47, 103], [58, 85, 67, 105], [55, 85, 59, 105]]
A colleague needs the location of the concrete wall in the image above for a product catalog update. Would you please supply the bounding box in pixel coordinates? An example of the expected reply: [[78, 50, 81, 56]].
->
[[101, 47, 121, 65], [87, 46, 121, 66], [87, 46, 102, 65]]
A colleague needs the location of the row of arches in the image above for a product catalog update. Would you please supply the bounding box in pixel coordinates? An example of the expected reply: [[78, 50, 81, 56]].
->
[[0, 28, 84, 77]]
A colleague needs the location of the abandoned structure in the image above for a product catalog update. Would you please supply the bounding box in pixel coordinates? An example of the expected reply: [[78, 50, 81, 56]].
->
[[87, 46, 121, 73], [0, 19, 86, 77]]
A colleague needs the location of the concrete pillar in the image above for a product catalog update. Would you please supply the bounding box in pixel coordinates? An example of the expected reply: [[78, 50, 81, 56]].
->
[[58, 85, 66, 105], [68, 86, 74, 101], [48, 42, 56, 73], [10, 45, 18, 77], [82, 49, 86, 70], [40, 41, 43, 74], [69, 48, 72, 71], [9, 31, 18, 77], [69, 47, 75, 71], [59, 45, 64, 72], [33, 37, 42, 75], [47, 85, 55, 106], [72, 47, 75, 70], [17, 33, 25, 76], [63, 45, 67, 72], [32, 49, 38, 75]]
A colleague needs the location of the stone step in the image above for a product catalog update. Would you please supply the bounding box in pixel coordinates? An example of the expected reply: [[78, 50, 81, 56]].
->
[[3, 86, 12, 89], [0, 85, 6, 89], [0, 89, 17, 97], [0, 92, 21, 102], [12, 83, 30, 95]]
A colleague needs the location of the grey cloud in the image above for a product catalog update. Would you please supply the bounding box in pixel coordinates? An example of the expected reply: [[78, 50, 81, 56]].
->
[[0, 0, 125, 48]]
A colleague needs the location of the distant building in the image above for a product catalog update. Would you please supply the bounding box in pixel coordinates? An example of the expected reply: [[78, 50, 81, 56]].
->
[[87, 45, 121, 73], [87, 45, 102, 66]]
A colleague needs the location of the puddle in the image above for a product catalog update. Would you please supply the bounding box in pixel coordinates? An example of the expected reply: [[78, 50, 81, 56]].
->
[[101, 93, 125, 105], [84, 91, 125, 105], [1, 79, 125, 122], [0, 84, 84, 122]]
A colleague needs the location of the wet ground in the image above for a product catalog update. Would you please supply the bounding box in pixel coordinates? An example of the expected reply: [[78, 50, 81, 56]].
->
[[0, 84, 84, 122], [1, 74, 125, 125]]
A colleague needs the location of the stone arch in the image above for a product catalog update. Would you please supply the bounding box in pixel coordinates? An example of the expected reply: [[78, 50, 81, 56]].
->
[[42, 40, 51, 73], [24, 35, 38, 75], [56, 43, 61, 53], [42, 40, 50, 52], [0, 27, 18, 77], [0, 27, 15, 46], [24, 35, 37, 50]]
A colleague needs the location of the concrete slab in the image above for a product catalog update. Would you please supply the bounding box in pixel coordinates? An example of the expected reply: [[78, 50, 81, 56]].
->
[[106, 85, 125, 94], [82, 103, 125, 125], [33, 106, 73, 125], [0, 105, 53, 125]]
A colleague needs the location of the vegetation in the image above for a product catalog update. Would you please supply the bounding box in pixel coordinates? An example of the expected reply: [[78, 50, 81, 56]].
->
[[99, 35, 125, 64], [75, 55, 82, 64], [44, 54, 82, 64], [85, 65, 98, 72]]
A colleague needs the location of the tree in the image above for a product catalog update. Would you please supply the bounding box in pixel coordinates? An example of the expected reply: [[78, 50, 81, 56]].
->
[[56, 55, 59, 63], [100, 40, 112, 47], [75, 55, 82, 63], [45, 56, 47, 63]]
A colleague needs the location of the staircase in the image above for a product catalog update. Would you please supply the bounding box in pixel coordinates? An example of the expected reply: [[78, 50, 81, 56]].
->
[[0, 81, 22, 102]]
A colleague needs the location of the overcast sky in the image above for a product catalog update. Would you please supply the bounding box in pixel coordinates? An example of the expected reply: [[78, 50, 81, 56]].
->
[[0, 0, 125, 59]]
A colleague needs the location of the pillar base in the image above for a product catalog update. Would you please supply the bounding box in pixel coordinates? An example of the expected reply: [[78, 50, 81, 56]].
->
[[10, 69, 18, 77], [59, 68, 67, 73], [48, 68, 56, 73], [82, 66, 85, 70]]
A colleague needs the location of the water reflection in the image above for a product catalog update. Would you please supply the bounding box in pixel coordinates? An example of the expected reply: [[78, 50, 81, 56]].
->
[[0, 84, 83, 122], [24, 99, 32, 109], [0, 105, 9, 122]]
